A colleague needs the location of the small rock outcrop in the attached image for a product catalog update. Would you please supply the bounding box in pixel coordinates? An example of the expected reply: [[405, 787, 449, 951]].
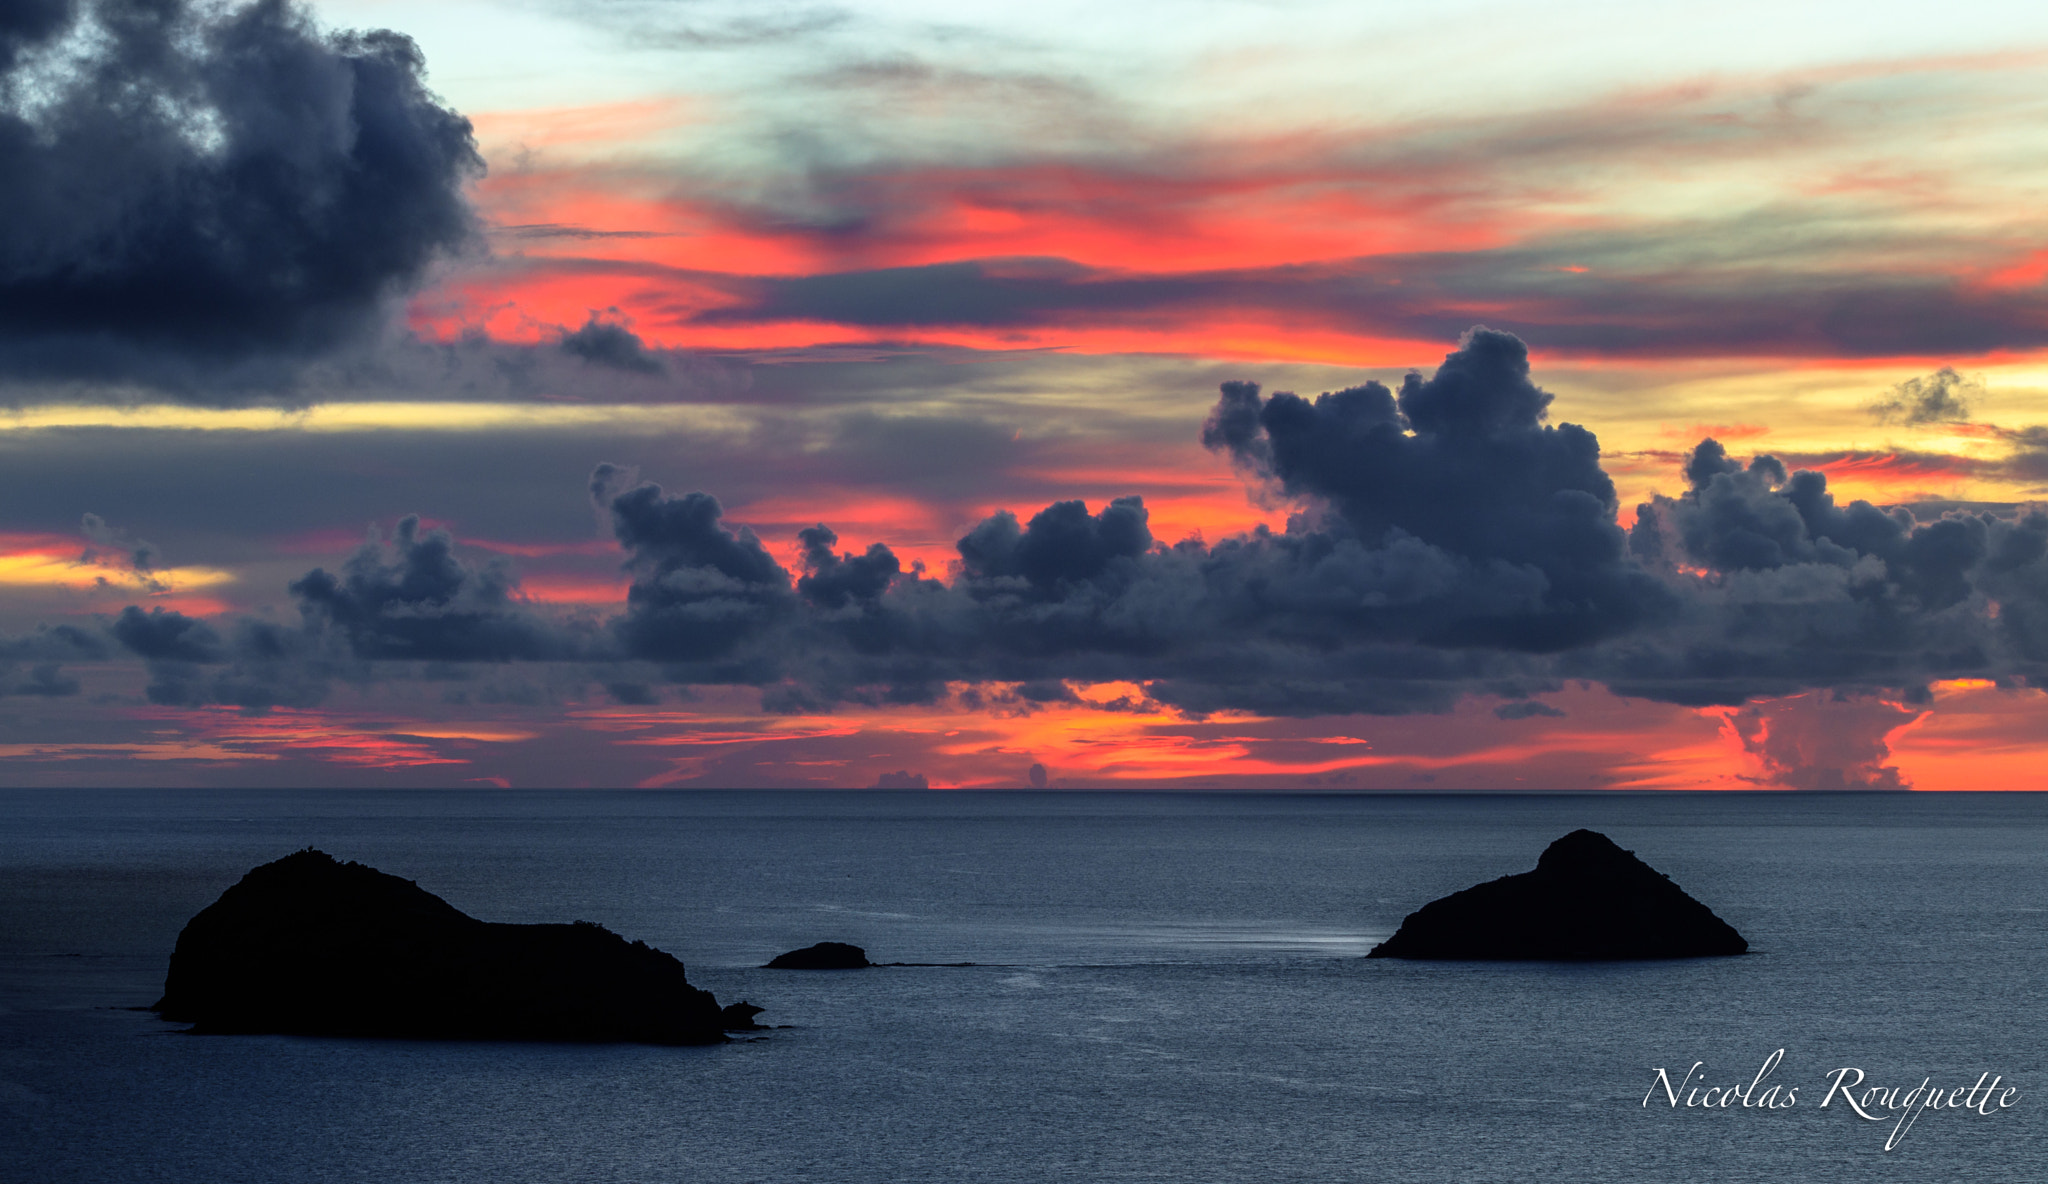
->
[[1367, 829, 1748, 960], [721, 1001, 767, 1030], [764, 942, 870, 969], [154, 849, 731, 1044]]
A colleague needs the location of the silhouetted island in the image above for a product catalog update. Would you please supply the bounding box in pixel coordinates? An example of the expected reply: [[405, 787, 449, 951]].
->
[[1367, 829, 1748, 960], [154, 849, 734, 1044], [765, 942, 871, 969]]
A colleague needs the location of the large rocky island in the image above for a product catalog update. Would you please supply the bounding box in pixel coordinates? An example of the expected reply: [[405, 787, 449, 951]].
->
[[1367, 829, 1748, 960], [154, 849, 734, 1044]]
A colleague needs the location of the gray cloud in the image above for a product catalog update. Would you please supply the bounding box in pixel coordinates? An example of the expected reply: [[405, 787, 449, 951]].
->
[[290, 516, 584, 661], [645, 248, 2048, 362], [1870, 367, 1980, 425], [0, 623, 101, 699], [0, 0, 481, 396], [595, 466, 797, 670], [559, 315, 666, 375], [50, 329, 2045, 743]]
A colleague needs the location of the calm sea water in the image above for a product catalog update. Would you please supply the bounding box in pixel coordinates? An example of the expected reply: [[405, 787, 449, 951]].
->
[[1, 789, 2042, 1182]]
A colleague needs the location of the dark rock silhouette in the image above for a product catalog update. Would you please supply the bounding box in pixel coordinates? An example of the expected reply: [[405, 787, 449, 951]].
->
[[153, 849, 730, 1044], [721, 1001, 767, 1030], [765, 942, 871, 969], [1367, 829, 1749, 960]]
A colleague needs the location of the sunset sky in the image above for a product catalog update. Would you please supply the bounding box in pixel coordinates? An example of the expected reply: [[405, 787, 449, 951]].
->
[[4, 0, 2048, 788]]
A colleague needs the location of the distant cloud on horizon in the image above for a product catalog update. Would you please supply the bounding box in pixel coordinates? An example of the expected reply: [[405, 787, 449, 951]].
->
[[23, 330, 2027, 742]]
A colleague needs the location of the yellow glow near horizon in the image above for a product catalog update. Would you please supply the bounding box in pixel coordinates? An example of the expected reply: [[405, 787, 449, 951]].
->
[[0, 552, 235, 591], [0, 402, 752, 434]]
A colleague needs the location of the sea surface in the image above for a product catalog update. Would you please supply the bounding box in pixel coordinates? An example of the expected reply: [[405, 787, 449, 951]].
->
[[1, 789, 2042, 1182]]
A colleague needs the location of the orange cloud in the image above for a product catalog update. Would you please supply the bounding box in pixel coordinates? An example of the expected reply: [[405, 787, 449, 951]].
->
[[105, 707, 547, 770], [20, 676, 2043, 791], [1795, 450, 1982, 503], [0, 533, 233, 598], [1888, 680, 2048, 791], [474, 154, 1526, 278]]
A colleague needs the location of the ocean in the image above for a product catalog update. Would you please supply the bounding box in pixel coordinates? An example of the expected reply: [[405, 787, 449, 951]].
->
[[1, 789, 2041, 1181]]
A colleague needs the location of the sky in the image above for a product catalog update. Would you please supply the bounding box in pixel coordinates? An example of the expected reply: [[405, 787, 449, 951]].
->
[[4, 0, 2048, 789]]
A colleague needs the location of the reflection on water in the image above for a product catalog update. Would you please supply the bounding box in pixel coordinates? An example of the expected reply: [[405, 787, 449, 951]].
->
[[1016, 921, 1386, 959]]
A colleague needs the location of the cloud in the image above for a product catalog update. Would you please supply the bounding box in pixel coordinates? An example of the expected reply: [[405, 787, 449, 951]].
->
[[559, 1, 852, 50], [0, 624, 105, 661], [1203, 327, 1669, 652], [1495, 701, 1565, 720], [58, 327, 2048, 734], [543, 240, 2048, 364], [535, 333, 1649, 712], [870, 769, 928, 788], [290, 516, 576, 661], [78, 512, 162, 589], [1722, 693, 1921, 790], [0, 662, 79, 697], [559, 314, 665, 374], [594, 466, 797, 667], [0, 0, 480, 395], [107, 606, 333, 710], [796, 524, 901, 610], [1870, 367, 1981, 425], [453, 48, 2048, 366], [1996, 426, 2048, 485], [0, 621, 99, 698], [1613, 434, 2009, 704], [110, 606, 226, 663]]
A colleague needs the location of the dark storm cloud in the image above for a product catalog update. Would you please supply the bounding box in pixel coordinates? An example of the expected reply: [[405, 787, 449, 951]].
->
[[957, 497, 1152, 593], [534, 333, 1621, 713], [1612, 436, 2010, 704], [96, 519, 583, 708], [63, 328, 2048, 734], [0, 0, 480, 394], [106, 605, 333, 710], [559, 315, 666, 375], [289, 516, 578, 661], [796, 525, 900, 609], [110, 606, 226, 663], [1202, 328, 1667, 651], [0, 622, 101, 698], [594, 466, 796, 668], [572, 331, 2031, 718], [0, 0, 68, 69]]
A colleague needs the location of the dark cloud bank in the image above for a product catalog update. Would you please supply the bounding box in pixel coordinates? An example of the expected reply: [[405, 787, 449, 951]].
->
[[0, 0, 480, 393], [58, 329, 2043, 771]]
